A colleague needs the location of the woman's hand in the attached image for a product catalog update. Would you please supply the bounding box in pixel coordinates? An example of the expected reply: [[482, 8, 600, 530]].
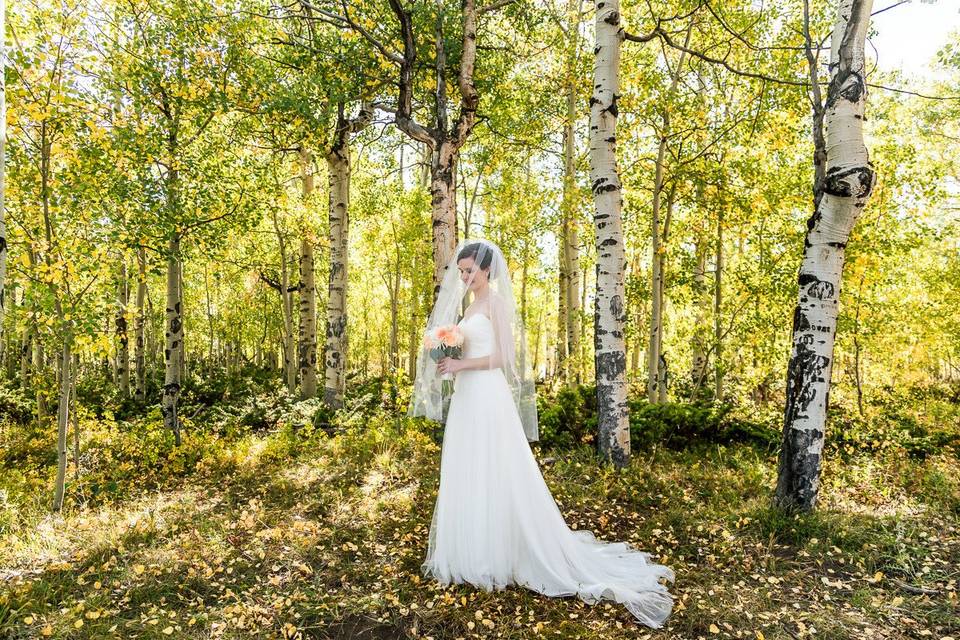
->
[[438, 357, 463, 375]]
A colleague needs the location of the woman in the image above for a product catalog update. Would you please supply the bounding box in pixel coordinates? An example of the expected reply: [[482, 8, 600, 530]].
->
[[408, 238, 675, 628]]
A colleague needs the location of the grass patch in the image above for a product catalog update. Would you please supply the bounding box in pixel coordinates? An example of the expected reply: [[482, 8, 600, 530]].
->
[[1, 399, 958, 639]]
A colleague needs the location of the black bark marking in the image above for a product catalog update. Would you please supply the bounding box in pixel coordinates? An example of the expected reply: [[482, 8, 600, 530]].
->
[[607, 94, 619, 117], [823, 165, 875, 198], [609, 294, 622, 319], [603, 10, 619, 26], [784, 341, 830, 426], [792, 307, 811, 332], [595, 184, 618, 194], [798, 274, 835, 300]]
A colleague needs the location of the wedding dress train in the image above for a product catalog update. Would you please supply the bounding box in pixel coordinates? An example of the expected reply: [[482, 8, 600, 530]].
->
[[420, 312, 676, 628]]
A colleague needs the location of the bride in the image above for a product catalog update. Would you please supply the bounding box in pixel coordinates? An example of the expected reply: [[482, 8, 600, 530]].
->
[[408, 238, 675, 628]]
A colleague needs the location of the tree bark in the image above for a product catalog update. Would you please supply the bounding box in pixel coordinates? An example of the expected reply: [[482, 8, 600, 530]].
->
[[714, 203, 723, 401], [561, 61, 582, 386], [270, 209, 297, 394], [161, 232, 183, 445], [647, 26, 690, 403], [590, 0, 629, 468], [71, 352, 80, 481], [324, 113, 350, 408], [52, 336, 72, 512], [690, 228, 709, 393], [298, 146, 318, 399], [775, 0, 876, 513], [134, 245, 147, 401], [657, 182, 676, 403], [387, 0, 479, 305], [323, 102, 372, 408], [116, 259, 130, 396]]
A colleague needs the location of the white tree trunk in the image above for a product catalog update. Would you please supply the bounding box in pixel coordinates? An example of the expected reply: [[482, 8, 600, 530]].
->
[[271, 211, 297, 395], [325, 132, 350, 408], [298, 147, 318, 400], [589, 0, 629, 468], [690, 231, 708, 391], [161, 233, 183, 445], [135, 246, 147, 401], [646, 27, 689, 403], [714, 203, 724, 401], [430, 140, 459, 301], [775, 0, 876, 512], [52, 335, 72, 512], [388, 0, 478, 304], [116, 260, 130, 396], [562, 72, 581, 386], [322, 103, 371, 407]]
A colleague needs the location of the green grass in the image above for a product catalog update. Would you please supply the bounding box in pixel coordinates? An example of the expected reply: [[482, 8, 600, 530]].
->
[[1, 415, 958, 640]]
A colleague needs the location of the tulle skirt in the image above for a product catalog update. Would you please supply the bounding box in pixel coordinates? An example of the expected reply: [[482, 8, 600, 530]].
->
[[420, 367, 676, 628]]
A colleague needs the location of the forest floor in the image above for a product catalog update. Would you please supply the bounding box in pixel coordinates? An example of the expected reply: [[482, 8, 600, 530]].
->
[[1, 415, 958, 640]]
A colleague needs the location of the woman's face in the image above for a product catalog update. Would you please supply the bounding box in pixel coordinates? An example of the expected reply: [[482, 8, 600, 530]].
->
[[458, 257, 488, 292]]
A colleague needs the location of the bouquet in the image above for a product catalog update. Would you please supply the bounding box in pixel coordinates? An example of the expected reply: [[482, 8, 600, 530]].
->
[[422, 324, 465, 381]]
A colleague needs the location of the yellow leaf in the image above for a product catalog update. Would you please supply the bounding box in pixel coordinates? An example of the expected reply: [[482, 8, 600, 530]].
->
[[42, 625, 53, 637], [709, 623, 720, 633], [133, 564, 145, 575], [163, 626, 174, 635], [74, 619, 84, 628], [23, 616, 34, 625]]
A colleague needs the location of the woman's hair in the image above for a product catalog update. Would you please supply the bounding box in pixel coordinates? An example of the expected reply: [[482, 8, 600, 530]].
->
[[456, 242, 494, 272]]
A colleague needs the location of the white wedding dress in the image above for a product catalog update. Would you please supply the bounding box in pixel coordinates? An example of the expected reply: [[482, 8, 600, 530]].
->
[[420, 312, 676, 628]]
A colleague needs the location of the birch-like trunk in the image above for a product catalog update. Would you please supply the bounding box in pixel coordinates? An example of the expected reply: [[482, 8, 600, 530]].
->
[[690, 231, 709, 392], [52, 335, 72, 512], [38, 120, 72, 510], [135, 246, 147, 401], [116, 260, 130, 396], [19, 305, 31, 383], [646, 28, 689, 402], [714, 206, 723, 401], [388, 0, 478, 304], [657, 183, 676, 403], [271, 211, 296, 394], [161, 232, 183, 445], [178, 254, 187, 382], [324, 123, 350, 408], [430, 141, 459, 300], [322, 103, 372, 407], [561, 72, 581, 386], [775, 0, 876, 513], [204, 264, 214, 363], [298, 147, 318, 400], [590, 0, 629, 468], [71, 352, 79, 480]]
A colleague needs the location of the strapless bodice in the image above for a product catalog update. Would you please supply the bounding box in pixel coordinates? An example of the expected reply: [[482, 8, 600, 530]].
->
[[458, 313, 495, 359]]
